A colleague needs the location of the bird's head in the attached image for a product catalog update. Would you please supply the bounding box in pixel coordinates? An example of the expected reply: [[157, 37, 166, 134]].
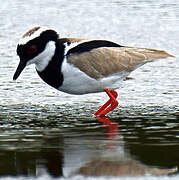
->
[[13, 26, 59, 80]]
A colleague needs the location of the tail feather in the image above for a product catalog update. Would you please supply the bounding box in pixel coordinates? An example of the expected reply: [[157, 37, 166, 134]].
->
[[137, 48, 175, 60], [120, 47, 175, 71]]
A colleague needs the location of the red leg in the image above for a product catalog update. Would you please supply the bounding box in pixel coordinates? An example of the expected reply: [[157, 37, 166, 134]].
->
[[94, 89, 118, 117]]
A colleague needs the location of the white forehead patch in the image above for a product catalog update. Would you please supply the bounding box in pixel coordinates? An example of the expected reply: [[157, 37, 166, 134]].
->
[[18, 26, 49, 45]]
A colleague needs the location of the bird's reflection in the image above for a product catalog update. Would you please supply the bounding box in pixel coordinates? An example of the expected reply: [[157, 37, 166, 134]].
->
[[75, 159, 177, 177], [96, 116, 119, 140], [0, 113, 179, 178]]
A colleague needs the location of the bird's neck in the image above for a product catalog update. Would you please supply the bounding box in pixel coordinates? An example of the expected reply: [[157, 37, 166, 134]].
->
[[35, 41, 56, 72], [36, 40, 65, 89]]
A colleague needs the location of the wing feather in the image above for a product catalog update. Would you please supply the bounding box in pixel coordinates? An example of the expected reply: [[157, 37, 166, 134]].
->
[[67, 46, 174, 79]]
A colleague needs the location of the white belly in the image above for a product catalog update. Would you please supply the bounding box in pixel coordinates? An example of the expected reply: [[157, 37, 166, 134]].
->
[[58, 58, 130, 95]]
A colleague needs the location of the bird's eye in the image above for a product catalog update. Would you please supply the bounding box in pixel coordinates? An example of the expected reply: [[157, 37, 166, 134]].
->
[[26, 44, 38, 55]]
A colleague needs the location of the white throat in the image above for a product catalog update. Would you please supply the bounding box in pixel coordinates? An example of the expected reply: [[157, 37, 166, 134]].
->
[[27, 41, 56, 72]]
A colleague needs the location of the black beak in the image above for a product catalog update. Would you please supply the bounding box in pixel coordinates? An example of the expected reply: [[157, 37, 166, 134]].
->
[[13, 61, 27, 80]]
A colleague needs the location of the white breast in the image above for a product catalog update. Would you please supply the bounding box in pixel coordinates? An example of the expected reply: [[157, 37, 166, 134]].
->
[[58, 57, 130, 95]]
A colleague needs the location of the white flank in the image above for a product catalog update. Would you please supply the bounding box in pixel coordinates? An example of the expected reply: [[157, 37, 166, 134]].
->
[[18, 26, 49, 45], [59, 57, 130, 95], [26, 41, 56, 72]]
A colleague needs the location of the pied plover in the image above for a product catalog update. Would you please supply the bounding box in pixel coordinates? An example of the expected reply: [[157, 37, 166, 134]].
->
[[13, 26, 174, 116]]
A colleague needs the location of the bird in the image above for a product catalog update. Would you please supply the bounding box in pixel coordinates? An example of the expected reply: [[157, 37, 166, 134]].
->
[[13, 26, 174, 117]]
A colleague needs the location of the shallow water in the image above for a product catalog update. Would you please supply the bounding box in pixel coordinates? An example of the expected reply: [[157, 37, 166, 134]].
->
[[0, 0, 179, 179]]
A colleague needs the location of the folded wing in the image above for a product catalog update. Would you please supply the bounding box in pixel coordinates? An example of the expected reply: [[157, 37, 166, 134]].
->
[[67, 46, 174, 79]]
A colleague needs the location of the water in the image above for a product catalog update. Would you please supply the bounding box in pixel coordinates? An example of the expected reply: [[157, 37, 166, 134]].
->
[[0, 0, 179, 179]]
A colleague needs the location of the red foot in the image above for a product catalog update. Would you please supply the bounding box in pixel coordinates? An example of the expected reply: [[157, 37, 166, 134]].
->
[[95, 89, 118, 117]]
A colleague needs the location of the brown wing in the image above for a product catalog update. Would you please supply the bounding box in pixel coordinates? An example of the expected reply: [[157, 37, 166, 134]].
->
[[67, 47, 174, 79]]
